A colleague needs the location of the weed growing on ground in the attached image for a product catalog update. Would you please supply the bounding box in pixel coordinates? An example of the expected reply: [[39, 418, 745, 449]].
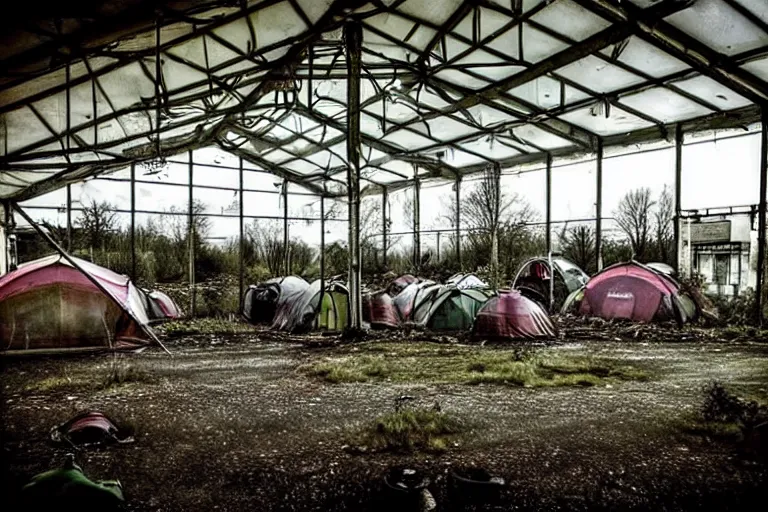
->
[[678, 381, 768, 457], [355, 406, 464, 453], [303, 342, 649, 388], [101, 360, 157, 389], [162, 318, 258, 336]]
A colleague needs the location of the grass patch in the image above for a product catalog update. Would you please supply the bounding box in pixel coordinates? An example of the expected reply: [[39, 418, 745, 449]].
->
[[161, 318, 258, 336], [101, 362, 157, 389], [26, 375, 79, 392], [676, 412, 743, 442], [303, 342, 649, 388], [356, 407, 464, 453], [303, 355, 390, 383]]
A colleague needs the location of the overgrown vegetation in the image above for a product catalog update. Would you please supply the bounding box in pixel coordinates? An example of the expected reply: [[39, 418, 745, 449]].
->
[[354, 405, 465, 453], [302, 342, 649, 387], [678, 381, 768, 457], [161, 318, 259, 336], [101, 360, 157, 389]]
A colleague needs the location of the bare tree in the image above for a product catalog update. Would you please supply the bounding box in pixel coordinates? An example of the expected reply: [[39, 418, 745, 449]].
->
[[614, 188, 655, 261], [77, 200, 117, 251], [654, 185, 675, 265], [558, 224, 596, 273]]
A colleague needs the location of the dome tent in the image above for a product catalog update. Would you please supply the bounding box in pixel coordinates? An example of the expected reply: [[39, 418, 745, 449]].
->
[[412, 286, 494, 330], [362, 290, 400, 329], [472, 290, 557, 340], [0, 255, 153, 353], [272, 279, 349, 333], [242, 276, 309, 325], [576, 261, 697, 324], [513, 256, 589, 310], [392, 280, 439, 322], [139, 289, 182, 323]]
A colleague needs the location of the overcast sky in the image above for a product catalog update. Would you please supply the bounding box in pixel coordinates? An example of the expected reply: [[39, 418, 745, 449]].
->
[[20, 129, 761, 250]]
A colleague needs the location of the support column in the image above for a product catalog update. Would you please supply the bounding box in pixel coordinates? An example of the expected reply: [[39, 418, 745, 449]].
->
[[2, 201, 9, 274], [345, 22, 363, 330], [382, 187, 388, 269], [545, 153, 552, 256], [320, 195, 325, 313], [756, 110, 767, 327], [674, 123, 683, 273], [437, 231, 441, 262], [66, 184, 72, 252], [455, 176, 461, 270], [413, 177, 421, 267], [595, 139, 604, 272], [188, 151, 196, 317], [283, 180, 289, 275], [130, 163, 136, 282], [491, 163, 501, 290], [239, 156, 245, 311]]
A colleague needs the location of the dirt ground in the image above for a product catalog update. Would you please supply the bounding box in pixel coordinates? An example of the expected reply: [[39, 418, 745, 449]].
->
[[2, 334, 768, 511]]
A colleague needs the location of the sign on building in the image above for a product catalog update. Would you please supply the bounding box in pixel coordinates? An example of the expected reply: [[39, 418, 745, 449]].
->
[[683, 221, 731, 244]]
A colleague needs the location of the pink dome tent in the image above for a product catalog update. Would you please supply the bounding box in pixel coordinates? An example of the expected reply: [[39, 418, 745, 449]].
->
[[472, 290, 556, 340], [578, 261, 697, 324], [0, 255, 155, 353]]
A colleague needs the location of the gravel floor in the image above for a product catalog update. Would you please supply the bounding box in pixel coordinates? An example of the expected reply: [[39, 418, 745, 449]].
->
[[2, 335, 767, 511]]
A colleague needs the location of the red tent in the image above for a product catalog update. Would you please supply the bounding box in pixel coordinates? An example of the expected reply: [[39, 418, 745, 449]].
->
[[362, 291, 400, 329], [387, 274, 419, 297], [579, 261, 695, 323], [0, 255, 152, 353], [472, 290, 556, 340]]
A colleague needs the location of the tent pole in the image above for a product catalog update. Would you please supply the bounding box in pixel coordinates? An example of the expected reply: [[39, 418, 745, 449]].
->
[[413, 176, 421, 268], [455, 176, 461, 270], [130, 163, 136, 282], [11, 202, 170, 354], [188, 150, 196, 318], [345, 21, 363, 330], [595, 138, 604, 272], [239, 156, 245, 312], [382, 187, 388, 269], [674, 123, 683, 273], [2, 200, 8, 274], [756, 109, 767, 327], [437, 231, 441, 262]]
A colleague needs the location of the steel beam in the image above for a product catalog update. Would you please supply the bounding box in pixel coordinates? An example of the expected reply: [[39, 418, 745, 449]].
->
[[66, 184, 72, 252], [595, 139, 604, 272], [283, 180, 289, 275], [546, 153, 553, 257], [188, 150, 196, 318], [574, 0, 768, 105], [455, 176, 461, 270], [413, 176, 421, 268], [320, 195, 325, 314], [130, 163, 136, 282], [239, 156, 245, 311], [756, 110, 767, 326], [674, 124, 683, 273], [382, 187, 388, 269], [345, 22, 363, 330], [491, 163, 501, 290]]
